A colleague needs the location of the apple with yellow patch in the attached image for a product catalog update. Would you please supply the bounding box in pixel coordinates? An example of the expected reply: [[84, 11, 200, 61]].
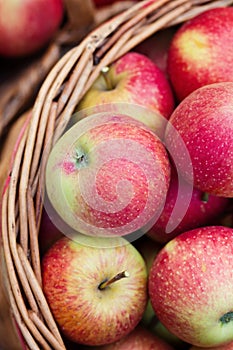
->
[[167, 7, 233, 101]]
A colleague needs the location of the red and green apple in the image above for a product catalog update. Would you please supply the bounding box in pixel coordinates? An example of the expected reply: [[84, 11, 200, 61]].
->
[[149, 226, 233, 347], [42, 236, 148, 346]]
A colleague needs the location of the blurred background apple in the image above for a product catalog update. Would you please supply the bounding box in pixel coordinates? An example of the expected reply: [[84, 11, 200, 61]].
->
[[0, 0, 64, 57]]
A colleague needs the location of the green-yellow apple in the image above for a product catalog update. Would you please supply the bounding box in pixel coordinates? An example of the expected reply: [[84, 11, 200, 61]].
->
[[0, 0, 64, 57], [149, 226, 233, 347], [41, 236, 148, 346], [167, 7, 233, 101], [78, 52, 175, 124], [45, 112, 171, 240], [95, 325, 175, 349], [165, 82, 233, 197], [147, 166, 230, 244]]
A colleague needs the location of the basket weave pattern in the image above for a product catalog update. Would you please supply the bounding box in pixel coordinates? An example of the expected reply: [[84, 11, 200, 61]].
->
[[1, 0, 233, 349]]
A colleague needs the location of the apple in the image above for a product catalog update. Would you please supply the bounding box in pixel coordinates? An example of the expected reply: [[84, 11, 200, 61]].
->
[[41, 236, 148, 346], [147, 166, 230, 244], [95, 325, 175, 349], [0, 0, 64, 57], [45, 112, 170, 240], [167, 7, 233, 101], [165, 82, 233, 198], [77, 52, 175, 125], [149, 225, 233, 347]]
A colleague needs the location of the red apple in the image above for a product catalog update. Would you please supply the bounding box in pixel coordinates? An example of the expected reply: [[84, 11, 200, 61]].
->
[[77, 52, 175, 128], [149, 226, 233, 347], [147, 166, 230, 244], [165, 82, 233, 197], [42, 236, 148, 346], [0, 0, 64, 57], [45, 113, 171, 240], [96, 325, 175, 349], [167, 7, 233, 101]]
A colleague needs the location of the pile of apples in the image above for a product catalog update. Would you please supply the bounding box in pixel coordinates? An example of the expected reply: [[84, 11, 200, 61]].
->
[[40, 6, 233, 350]]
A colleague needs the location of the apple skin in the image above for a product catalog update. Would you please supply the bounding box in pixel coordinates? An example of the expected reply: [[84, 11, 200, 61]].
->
[[147, 166, 230, 244], [78, 52, 175, 121], [165, 82, 233, 197], [45, 113, 171, 238], [41, 236, 148, 346], [167, 7, 233, 101], [149, 226, 233, 348], [0, 0, 64, 57], [95, 325, 175, 349]]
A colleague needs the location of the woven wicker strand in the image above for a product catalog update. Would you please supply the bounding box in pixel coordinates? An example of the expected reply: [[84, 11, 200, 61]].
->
[[1, 0, 233, 349]]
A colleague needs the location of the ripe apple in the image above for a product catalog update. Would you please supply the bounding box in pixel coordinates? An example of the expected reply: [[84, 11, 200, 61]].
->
[[96, 325, 175, 349], [0, 0, 64, 57], [45, 112, 171, 240], [165, 82, 233, 197], [78, 52, 175, 124], [149, 225, 233, 348], [147, 166, 230, 244], [41, 236, 148, 346], [167, 7, 233, 101]]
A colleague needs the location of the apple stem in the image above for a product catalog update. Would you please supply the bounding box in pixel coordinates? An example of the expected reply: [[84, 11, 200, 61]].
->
[[101, 66, 113, 90], [98, 270, 130, 290]]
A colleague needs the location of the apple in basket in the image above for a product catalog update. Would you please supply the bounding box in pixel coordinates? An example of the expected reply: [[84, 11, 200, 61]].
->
[[45, 112, 170, 240], [76, 52, 175, 133], [41, 236, 148, 346], [149, 226, 233, 348], [0, 0, 64, 57], [165, 82, 233, 198], [167, 7, 233, 101]]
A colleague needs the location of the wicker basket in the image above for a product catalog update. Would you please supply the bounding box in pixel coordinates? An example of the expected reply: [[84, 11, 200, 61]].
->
[[1, 0, 233, 349]]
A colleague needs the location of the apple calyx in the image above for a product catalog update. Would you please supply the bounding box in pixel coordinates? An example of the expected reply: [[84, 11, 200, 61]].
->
[[98, 270, 130, 290], [101, 66, 114, 90], [74, 149, 87, 168], [219, 311, 233, 325]]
